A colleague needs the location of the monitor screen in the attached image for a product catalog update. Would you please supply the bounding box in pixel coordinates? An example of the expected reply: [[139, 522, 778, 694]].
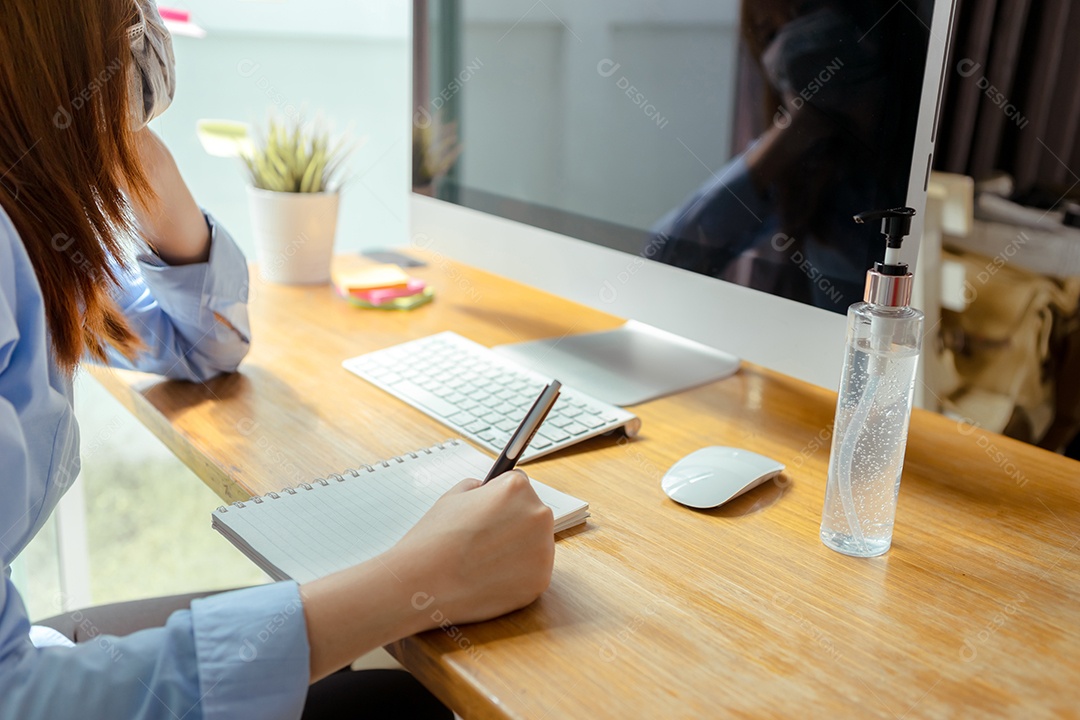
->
[[413, 0, 937, 313]]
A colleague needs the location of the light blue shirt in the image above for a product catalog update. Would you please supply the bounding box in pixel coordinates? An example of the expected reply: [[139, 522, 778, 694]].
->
[[0, 205, 310, 720]]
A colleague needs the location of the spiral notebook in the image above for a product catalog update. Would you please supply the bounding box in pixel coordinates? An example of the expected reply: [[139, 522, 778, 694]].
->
[[212, 439, 589, 584]]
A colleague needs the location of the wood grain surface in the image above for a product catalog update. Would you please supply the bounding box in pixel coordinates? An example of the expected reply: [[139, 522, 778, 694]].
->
[[91, 252, 1080, 719]]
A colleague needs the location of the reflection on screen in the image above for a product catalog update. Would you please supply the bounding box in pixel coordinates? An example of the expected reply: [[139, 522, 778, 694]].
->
[[417, 0, 933, 312]]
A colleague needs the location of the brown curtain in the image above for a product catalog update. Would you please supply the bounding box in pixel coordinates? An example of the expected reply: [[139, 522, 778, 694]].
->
[[935, 0, 1080, 197]]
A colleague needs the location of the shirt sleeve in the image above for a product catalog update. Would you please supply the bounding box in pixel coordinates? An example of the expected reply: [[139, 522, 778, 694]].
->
[[1, 575, 311, 720], [104, 214, 251, 383]]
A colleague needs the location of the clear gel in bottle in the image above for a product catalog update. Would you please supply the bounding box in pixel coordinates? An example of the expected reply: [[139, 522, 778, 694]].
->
[[821, 208, 924, 557]]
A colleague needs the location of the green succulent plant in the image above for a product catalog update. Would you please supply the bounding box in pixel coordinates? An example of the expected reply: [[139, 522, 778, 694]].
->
[[242, 117, 351, 194]]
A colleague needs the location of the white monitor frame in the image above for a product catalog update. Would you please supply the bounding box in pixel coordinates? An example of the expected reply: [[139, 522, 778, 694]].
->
[[410, 1, 957, 390]]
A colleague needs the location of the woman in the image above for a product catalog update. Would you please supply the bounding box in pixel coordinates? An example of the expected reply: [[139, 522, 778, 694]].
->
[[0, 2, 555, 718]]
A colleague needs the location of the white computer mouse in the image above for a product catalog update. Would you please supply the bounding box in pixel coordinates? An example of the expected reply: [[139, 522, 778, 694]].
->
[[661, 447, 785, 509]]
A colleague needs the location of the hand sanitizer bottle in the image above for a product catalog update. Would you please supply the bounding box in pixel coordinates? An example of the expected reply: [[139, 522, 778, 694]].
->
[[820, 207, 924, 557]]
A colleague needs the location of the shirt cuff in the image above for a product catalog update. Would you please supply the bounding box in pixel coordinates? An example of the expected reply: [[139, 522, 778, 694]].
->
[[136, 214, 249, 328], [189, 583, 310, 720]]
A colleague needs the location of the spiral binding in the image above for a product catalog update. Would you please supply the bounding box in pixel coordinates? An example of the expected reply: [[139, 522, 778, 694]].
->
[[215, 439, 458, 513]]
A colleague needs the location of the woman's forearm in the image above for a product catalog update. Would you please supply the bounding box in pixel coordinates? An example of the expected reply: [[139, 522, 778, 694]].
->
[[300, 551, 425, 683], [130, 130, 211, 265]]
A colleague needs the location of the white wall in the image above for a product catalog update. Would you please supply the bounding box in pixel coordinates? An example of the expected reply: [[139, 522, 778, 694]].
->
[[152, 2, 411, 258]]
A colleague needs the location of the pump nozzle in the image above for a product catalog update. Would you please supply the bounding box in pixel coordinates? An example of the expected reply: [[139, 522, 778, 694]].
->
[[855, 206, 917, 307], [854, 207, 916, 249]]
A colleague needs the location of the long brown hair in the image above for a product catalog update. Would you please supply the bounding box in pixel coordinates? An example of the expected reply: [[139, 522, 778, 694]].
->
[[0, 0, 150, 372]]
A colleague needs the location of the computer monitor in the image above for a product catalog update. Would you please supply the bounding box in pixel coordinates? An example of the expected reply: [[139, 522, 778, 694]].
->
[[410, 0, 956, 393]]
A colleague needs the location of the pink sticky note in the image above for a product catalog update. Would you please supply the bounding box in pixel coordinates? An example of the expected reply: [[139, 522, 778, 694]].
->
[[353, 278, 427, 305]]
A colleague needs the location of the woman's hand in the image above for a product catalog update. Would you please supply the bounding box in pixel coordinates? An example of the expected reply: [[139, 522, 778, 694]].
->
[[127, 129, 212, 265], [300, 471, 555, 682], [388, 471, 556, 628]]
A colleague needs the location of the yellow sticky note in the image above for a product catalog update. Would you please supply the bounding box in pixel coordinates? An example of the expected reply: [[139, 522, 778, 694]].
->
[[331, 257, 411, 292]]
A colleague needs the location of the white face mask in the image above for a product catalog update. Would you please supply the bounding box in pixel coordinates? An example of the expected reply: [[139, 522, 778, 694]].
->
[[126, 0, 176, 128]]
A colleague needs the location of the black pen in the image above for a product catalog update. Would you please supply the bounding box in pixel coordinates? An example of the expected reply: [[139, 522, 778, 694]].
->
[[481, 380, 562, 484]]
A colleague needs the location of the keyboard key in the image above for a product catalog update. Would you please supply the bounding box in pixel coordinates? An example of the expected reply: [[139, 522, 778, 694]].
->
[[511, 394, 534, 408], [582, 415, 607, 429], [562, 407, 584, 418], [481, 396, 503, 409], [495, 419, 519, 433], [464, 420, 491, 434], [392, 381, 460, 418], [495, 402, 517, 415], [457, 399, 480, 412], [527, 436, 553, 450], [563, 422, 589, 436], [547, 414, 574, 428], [447, 411, 477, 426], [538, 427, 570, 443], [481, 411, 503, 424], [477, 429, 497, 442]]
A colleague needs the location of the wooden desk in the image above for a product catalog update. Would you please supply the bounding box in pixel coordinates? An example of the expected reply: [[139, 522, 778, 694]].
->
[[92, 253, 1080, 719]]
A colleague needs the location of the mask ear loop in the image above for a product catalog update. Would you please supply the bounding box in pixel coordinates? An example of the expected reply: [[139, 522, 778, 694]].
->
[[126, 2, 146, 43]]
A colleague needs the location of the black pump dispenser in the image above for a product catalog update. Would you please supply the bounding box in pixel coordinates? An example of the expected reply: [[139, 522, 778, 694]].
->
[[853, 207, 917, 307]]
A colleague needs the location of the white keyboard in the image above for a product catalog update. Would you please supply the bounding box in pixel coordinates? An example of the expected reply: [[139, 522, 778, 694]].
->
[[343, 332, 641, 462]]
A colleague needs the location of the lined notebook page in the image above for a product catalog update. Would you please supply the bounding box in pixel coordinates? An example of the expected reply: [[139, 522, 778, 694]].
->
[[213, 440, 588, 584]]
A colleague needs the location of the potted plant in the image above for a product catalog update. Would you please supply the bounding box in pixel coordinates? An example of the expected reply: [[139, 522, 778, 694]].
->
[[242, 117, 351, 284]]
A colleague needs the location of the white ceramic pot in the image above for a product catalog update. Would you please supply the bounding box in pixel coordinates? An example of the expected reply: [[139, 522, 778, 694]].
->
[[247, 187, 340, 284]]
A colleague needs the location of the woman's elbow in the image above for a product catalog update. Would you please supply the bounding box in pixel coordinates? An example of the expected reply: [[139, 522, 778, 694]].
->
[[170, 326, 251, 383]]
